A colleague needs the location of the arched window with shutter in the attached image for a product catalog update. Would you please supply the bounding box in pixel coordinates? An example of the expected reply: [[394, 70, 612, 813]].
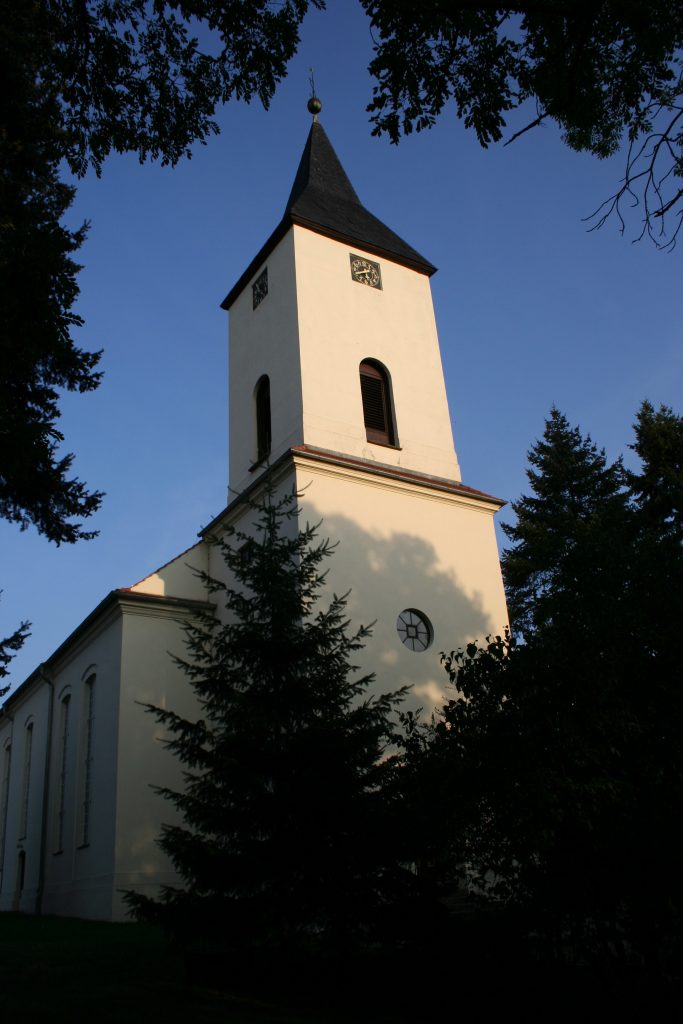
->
[[255, 375, 271, 464], [359, 360, 396, 446]]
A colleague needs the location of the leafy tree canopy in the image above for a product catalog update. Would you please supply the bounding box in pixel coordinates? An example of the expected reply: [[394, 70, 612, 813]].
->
[[362, 1, 683, 246], [126, 486, 414, 953], [1, 0, 324, 547], [14, 0, 323, 178], [1, 3, 106, 680], [1, 3, 104, 544], [5, 2, 682, 241]]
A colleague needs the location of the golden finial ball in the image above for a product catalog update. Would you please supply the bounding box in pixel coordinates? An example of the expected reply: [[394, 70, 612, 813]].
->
[[307, 96, 322, 115]]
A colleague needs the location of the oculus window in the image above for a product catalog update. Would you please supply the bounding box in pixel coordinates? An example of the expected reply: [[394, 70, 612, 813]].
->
[[396, 609, 433, 652]]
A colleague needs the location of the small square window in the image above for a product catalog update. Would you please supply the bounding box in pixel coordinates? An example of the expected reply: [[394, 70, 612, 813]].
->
[[252, 268, 268, 309]]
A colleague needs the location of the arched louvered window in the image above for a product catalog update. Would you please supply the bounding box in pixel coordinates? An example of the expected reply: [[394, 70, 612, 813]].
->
[[359, 360, 395, 446], [255, 376, 271, 463]]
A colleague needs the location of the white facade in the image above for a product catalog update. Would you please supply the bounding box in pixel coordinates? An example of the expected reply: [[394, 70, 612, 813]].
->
[[0, 120, 508, 920], [0, 576, 210, 920], [229, 227, 460, 494]]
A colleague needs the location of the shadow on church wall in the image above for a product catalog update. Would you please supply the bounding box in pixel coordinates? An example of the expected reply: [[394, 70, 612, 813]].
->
[[111, 500, 504, 894], [299, 505, 499, 715]]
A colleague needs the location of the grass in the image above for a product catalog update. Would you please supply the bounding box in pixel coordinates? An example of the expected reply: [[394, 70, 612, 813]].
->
[[0, 913, 355, 1023], [4, 909, 678, 1021]]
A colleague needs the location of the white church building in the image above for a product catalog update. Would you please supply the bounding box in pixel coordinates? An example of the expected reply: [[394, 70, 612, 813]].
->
[[0, 117, 508, 921]]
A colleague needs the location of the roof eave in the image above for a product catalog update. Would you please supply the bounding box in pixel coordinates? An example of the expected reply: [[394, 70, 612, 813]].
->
[[290, 214, 437, 276], [1, 590, 213, 713], [221, 215, 290, 310], [221, 214, 437, 311]]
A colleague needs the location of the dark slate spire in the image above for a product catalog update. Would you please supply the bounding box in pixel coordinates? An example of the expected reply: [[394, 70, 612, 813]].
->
[[285, 121, 362, 211], [222, 121, 436, 310]]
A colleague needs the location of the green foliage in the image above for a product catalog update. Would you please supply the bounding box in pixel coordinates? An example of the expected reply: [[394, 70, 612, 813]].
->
[[628, 400, 683, 536], [1, 0, 327, 538], [0, 4, 105, 680], [0, 0, 327, 672], [361, 1, 683, 245], [1, 4, 103, 544], [501, 407, 627, 638], [417, 402, 683, 969], [0, 617, 30, 697], [0, 913, 316, 1023], [17, 0, 322, 178], [126, 485, 411, 951]]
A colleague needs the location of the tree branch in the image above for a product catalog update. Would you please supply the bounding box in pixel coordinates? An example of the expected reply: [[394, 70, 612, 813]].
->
[[584, 103, 683, 250], [504, 112, 547, 146]]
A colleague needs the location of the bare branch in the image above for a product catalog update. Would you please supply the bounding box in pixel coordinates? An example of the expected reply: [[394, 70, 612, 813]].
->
[[655, 188, 683, 218], [504, 112, 547, 146], [584, 100, 683, 250]]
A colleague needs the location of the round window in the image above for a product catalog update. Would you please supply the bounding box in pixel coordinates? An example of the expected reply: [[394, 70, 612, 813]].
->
[[396, 609, 434, 652]]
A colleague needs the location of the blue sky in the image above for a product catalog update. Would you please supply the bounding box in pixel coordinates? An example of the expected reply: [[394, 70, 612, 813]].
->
[[2, 4, 681, 694]]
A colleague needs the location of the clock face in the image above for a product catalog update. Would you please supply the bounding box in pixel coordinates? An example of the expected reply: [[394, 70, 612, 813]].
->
[[350, 254, 382, 289], [252, 267, 268, 309], [396, 609, 433, 653]]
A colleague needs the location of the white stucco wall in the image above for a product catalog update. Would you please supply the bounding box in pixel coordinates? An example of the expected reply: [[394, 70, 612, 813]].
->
[[129, 540, 209, 600], [112, 597, 209, 921], [0, 590, 210, 923], [292, 227, 461, 483], [0, 683, 51, 914], [40, 612, 123, 921], [203, 454, 506, 718], [221, 210, 504, 712], [228, 231, 303, 493], [0, 607, 124, 920], [293, 456, 507, 713], [227, 225, 462, 500]]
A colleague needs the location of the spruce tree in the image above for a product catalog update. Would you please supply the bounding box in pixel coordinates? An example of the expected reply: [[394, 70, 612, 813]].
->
[[125, 485, 410, 954], [425, 404, 683, 973], [629, 400, 683, 539], [501, 407, 627, 638]]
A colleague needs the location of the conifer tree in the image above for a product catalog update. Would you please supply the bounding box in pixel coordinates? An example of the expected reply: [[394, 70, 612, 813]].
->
[[423, 404, 683, 973], [126, 485, 410, 953], [501, 407, 627, 638], [629, 400, 683, 539]]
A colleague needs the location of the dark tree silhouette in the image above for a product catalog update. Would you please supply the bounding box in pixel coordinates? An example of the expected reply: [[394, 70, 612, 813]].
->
[[362, 1, 683, 247], [126, 486, 413, 957], [1, 5, 104, 679], [501, 407, 627, 639], [413, 403, 683, 975]]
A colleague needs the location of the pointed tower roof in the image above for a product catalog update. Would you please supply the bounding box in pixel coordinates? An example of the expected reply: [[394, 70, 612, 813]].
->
[[222, 121, 436, 309]]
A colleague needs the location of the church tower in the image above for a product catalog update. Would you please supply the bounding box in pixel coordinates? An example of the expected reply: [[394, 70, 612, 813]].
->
[[0, 111, 509, 925], [217, 115, 508, 706]]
